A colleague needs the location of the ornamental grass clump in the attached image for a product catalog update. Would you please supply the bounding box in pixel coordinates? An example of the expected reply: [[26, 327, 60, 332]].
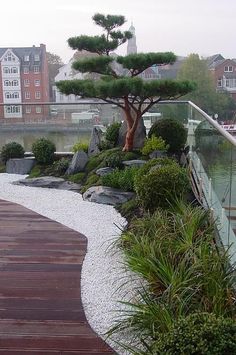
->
[[141, 135, 169, 156], [102, 166, 139, 192], [1, 142, 25, 164]]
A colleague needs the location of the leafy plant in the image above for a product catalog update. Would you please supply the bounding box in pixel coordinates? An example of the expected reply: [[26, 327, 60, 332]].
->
[[51, 158, 70, 176], [32, 138, 56, 164], [141, 135, 169, 156], [105, 122, 121, 146], [72, 141, 89, 153], [1, 142, 25, 164], [102, 166, 139, 192], [148, 118, 187, 154], [155, 313, 236, 355], [67, 172, 86, 184], [105, 151, 123, 168], [134, 160, 189, 211]]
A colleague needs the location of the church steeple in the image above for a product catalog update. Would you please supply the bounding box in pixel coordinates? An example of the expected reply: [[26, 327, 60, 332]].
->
[[127, 22, 137, 54]]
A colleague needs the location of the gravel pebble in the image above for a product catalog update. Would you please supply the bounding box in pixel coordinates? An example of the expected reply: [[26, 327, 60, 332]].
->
[[0, 174, 139, 353]]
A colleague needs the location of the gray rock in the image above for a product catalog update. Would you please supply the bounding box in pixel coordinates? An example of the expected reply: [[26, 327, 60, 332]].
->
[[96, 167, 114, 177], [83, 186, 135, 206], [6, 158, 35, 175], [118, 118, 146, 149], [88, 127, 103, 156], [66, 151, 88, 175], [122, 160, 146, 168], [13, 176, 81, 192], [149, 150, 167, 159]]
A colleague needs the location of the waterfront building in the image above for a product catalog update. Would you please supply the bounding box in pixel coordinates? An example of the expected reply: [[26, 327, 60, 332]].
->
[[0, 44, 49, 119]]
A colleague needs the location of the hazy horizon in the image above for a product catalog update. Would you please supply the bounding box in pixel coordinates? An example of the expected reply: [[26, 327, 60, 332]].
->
[[2, 0, 236, 62]]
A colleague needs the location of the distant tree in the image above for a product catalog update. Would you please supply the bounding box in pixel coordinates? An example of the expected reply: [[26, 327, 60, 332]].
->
[[56, 13, 194, 151], [47, 52, 64, 101], [178, 53, 236, 120]]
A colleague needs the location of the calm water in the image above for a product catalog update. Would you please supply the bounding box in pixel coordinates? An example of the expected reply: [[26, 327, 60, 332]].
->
[[0, 130, 91, 152]]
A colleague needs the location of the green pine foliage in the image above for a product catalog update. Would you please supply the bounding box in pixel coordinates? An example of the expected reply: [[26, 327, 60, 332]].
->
[[32, 138, 56, 164], [56, 12, 195, 150], [1, 142, 25, 164]]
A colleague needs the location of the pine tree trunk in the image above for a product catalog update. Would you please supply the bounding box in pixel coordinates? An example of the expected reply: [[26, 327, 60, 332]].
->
[[123, 128, 135, 151]]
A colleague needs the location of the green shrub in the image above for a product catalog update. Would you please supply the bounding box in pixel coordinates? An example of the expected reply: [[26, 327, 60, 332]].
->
[[141, 135, 169, 156], [51, 158, 70, 176], [105, 122, 121, 145], [28, 165, 42, 178], [117, 198, 140, 220], [134, 160, 189, 211], [1, 142, 25, 164], [155, 313, 236, 355], [102, 167, 139, 192], [81, 173, 101, 193], [148, 118, 187, 154], [32, 138, 56, 164], [105, 151, 123, 168], [67, 172, 86, 183], [72, 142, 89, 153]]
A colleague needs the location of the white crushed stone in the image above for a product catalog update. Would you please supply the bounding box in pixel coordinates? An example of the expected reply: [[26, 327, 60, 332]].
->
[[0, 174, 141, 353]]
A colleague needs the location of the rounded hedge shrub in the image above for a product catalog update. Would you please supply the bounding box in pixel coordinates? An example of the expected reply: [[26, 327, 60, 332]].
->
[[155, 313, 236, 355], [102, 167, 139, 192], [1, 142, 25, 164], [134, 158, 189, 211], [148, 118, 187, 154], [105, 151, 123, 168], [32, 138, 56, 164]]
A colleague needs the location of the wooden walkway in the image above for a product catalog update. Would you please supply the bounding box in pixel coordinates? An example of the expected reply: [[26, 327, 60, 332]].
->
[[0, 199, 114, 354]]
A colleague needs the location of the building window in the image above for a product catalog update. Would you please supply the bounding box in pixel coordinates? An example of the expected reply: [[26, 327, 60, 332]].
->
[[33, 65, 40, 73], [25, 92, 30, 99], [224, 66, 233, 72], [13, 92, 19, 99], [34, 79, 40, 86], [26, 107, 31, 114], [5, 105, 20, 114], [24, 79, 30, 87], [34, 55, 40, 61], [11, 67, 18, 74], [23, 66, 29, 74], [36, 106, 42, 113], [12, 80, 19, 86], [4, 80, 11, 86], [35, 91, 41, 99], [4, 53, 15, 62], [24, 55, 30, 61], [217, 79, 222, 87], [3, 67, 10, 74]]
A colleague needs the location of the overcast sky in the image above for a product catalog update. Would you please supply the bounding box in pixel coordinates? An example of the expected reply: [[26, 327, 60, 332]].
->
[[2, 0, 235, 62]]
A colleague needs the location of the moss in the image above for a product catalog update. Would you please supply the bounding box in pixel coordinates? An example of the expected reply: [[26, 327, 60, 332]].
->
[[80, 174, 101, 193], [28, 165, 45, 178], [67, 172, 86, 184]]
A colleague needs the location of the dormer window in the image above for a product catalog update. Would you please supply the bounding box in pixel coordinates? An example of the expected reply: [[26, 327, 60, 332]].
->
[[4, 53, 15, 62], [34, 54, 40, 61], [224, 66, 233, 72], [24, 55, 30, 62]]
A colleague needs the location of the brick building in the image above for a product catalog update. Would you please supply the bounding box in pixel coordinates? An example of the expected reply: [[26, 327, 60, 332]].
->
[[0, 44, 49, 119], [208, 57, 236, 101]]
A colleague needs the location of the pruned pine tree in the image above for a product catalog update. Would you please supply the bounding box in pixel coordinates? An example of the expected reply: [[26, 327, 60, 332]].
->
[[56, 13, 195, 151]]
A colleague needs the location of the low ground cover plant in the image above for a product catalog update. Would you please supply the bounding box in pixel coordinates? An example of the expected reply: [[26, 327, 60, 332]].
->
[[72, 142, 89, 153], [1, 142, 25, 164], [102, 166, 139, 192]]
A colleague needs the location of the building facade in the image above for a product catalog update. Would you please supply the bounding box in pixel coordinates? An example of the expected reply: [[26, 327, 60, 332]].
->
[[209, 58, 236, 101], [0, 44, 49, 119]]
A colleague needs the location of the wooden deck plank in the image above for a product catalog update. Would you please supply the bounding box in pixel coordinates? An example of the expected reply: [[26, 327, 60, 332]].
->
[[0, 199, 114, 353]]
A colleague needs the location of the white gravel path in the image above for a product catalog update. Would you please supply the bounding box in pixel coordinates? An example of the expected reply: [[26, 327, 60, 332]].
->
[[0, 173, 140, 353]]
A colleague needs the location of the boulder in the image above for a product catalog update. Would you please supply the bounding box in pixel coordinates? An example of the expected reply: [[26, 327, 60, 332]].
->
[[66, 151, 88, 175], [118, 118, 146, 149], [96, 167, 114, 177], [6, 158, 35, 175], [13, 176, 81, 192], [88, 127, 103, 156], [83, 186, 135, 206], [122, 160, 146, 168], [149, 150, 167, 159]]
